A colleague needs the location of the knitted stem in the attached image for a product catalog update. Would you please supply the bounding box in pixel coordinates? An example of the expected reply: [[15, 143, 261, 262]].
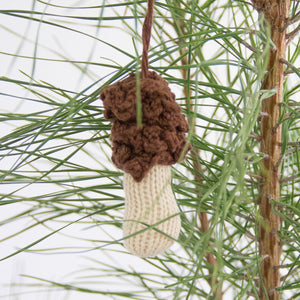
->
[[123, 165, 181, 257]]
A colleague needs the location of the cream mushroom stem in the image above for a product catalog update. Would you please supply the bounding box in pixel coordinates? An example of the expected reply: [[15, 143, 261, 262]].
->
[[123, 165, 181, 257]]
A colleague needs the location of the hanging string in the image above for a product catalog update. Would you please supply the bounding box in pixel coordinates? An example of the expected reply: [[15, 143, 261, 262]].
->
[[141, 0, 155, 78]]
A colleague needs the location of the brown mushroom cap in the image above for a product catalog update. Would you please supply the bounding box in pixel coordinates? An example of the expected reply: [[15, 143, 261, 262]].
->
[[100, 71, 190, 182]]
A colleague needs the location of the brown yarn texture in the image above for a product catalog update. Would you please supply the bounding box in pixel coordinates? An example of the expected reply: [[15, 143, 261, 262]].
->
[[100, 71, 190, 182]]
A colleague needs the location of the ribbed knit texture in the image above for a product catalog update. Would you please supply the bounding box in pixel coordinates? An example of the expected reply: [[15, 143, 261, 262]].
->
[[123, 165, 181, 257]]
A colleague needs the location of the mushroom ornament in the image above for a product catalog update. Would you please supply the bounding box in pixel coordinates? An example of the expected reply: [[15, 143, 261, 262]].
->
[[100, 72, 190, 257], [99, 0, 190, 257]]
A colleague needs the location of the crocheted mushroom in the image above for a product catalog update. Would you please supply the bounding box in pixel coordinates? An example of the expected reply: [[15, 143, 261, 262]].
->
[[100, 71, 190, 257]]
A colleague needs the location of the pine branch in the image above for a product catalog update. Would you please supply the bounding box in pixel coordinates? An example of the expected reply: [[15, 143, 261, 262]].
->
[[253, 1, 290, 299]]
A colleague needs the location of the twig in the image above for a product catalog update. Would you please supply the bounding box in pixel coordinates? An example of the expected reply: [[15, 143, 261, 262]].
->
[[239, 38, 258, 53], [286, 141, 300, 146], [287, 101, 300, 106], [235, 212, 255, 223], [280, 268, 299, 281], [245, 178, 260, 185], [284, 68, 300, 76], [280, 58, 299, 76], [247, 291, 258, 298], [280, 11, 300, 32], [256, 2, 288, 299], [286, 23, 300, 45], [176, 5, 222, 294], [246, 171, 263, 180], [280, 174, 299, 183], [249, 133, 261, 141], [258, 112, 270, 121], [275, 148, 297, 169], [245, 230, 257, 240], [274, 264, 293, 270]]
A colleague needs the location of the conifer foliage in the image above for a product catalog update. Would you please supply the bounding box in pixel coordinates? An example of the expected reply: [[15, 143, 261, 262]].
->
[[0, 0, 299, 299]]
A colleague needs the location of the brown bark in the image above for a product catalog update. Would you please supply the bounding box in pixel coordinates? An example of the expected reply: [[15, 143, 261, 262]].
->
[[253, 1, 290, 299]]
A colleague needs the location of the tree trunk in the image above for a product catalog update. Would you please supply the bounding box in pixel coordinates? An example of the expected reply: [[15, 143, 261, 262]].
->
[[253, 1, 290, 299]]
